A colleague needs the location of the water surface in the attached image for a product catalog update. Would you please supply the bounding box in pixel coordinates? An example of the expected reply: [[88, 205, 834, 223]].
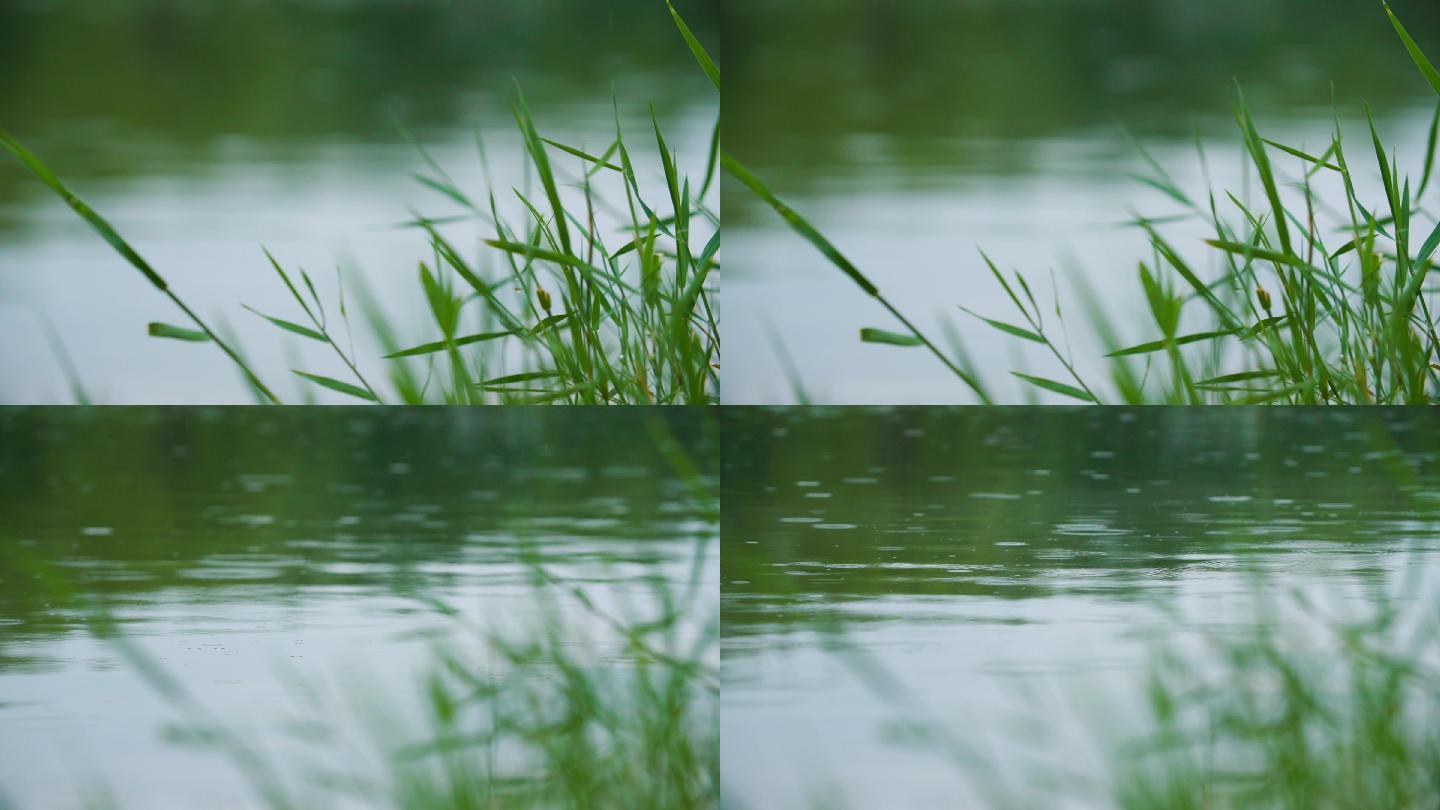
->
[[0, 407, 718, 809], [722, 407, 1440, 807]]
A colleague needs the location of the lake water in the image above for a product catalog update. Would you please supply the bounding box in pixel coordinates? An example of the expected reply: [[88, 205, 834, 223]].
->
[[0, 0, 718, 404], [721, 407, 1440, 807], [722, 0, 1440, 403], [0, 407, 718, 809]]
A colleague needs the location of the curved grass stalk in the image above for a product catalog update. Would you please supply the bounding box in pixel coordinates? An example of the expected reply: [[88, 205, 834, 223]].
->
[[0, 129, 281, 404]]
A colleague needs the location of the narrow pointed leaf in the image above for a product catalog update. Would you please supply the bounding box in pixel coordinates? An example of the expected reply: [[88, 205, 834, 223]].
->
[[1107, 328, 1237, 357], [243, 305, 326, 342], [385, 329, 520, 359], [1385, 2, 1440, 98], [1195, 369, 1282, 387], [860, 328, 923, 347], [1012, 373, 1096, 403], [148, 322, 211, 342], [665, 0, 719, 92], [1261, 138, 1341, 172], [0, 129, 168, 290], [540, 138, 622, 172], [478, 370, 562, 388], [959, 307, 1045, 343], [293, 370, 378, 402], [723, 151, 879, 297]]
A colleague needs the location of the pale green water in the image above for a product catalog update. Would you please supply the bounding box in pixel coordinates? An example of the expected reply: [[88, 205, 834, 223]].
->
[[0, 407, 718, 809]]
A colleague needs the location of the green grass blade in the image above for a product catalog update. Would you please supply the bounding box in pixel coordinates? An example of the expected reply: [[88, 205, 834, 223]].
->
[[722, 151, 879, 297], [413, 174, 474, 209], [292, 370, 379, 402], [1420, 101, 1440, 198], [148, 322, 212, 342], [478, 370, 562, 388], [1012, 372, 1097, 403], [1261, 138, 1342, 172], [512, 87, 572, 256], [1398, 219, 1440, 306], [700, 116, 720, 199], [1236, 87, 1293, 255], [1108, 328, 1237, 357], [242, 305, 326, 342], [1205, 240, 1325, 273], [385, 314, 570, 360], [483, 239, 620, 286], [1418, 220, 1440, 268], [385, 329, 520, 359], [959, 307, 1046, 343], [1147, 227, 1240, 328], [1194, 369, 1282, 387], [0, 129, 168, 291], [1385, 2, 1440, 98], [665, 0, 719, 92], [540, 137, 622, 172], [1, 129, 279, 402], [860, 328, 924, 347]]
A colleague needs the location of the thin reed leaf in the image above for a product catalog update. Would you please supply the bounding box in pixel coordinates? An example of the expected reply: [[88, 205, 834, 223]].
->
[[1385, 1, 1440, 98], [1108, 328, 1239, 357], [148, 322, 211, 342], [539, 137, 623, 172], [959, 308, 1046, 344], [860, 328, 924, 347], [665, 0, 719, 92], [721, 151, 878, 297], [1262, 138, 1342, 172], [292, 370, 379, 402], [242, 305, 326, 342], [1012, 372, 1097, 402], [478, 370, 562, 388]]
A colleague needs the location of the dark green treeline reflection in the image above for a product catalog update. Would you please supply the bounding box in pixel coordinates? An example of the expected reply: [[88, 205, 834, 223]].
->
[[0, 0, 720, 214], [723, 0, 1440, 205]]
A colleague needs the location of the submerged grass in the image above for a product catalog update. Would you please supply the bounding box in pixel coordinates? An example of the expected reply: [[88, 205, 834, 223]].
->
[[729, 1, 1440, 404], [2, 1, 718, 405]]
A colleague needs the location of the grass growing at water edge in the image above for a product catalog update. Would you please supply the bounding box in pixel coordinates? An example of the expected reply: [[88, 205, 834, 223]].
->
[[1, 0, 718, 405], [727, 1, 1440, 404]]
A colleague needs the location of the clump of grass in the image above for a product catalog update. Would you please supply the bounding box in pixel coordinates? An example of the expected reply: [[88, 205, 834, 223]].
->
[[730, 1, 1440, 404], [790, 566, 1440, 810], [1113, 579, 1440, 810], [1, 0, 718, 405]]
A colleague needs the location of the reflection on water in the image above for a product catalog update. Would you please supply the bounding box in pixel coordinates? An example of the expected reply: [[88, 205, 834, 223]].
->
[[0, 0, 718, 403], [721, 407, 1440, 808], [0, 407, 718, 809], [722, 0, 1440, 403]]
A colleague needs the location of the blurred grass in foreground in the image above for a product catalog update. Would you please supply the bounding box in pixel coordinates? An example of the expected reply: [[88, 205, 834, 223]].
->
[[7, 416, 717, 810]]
